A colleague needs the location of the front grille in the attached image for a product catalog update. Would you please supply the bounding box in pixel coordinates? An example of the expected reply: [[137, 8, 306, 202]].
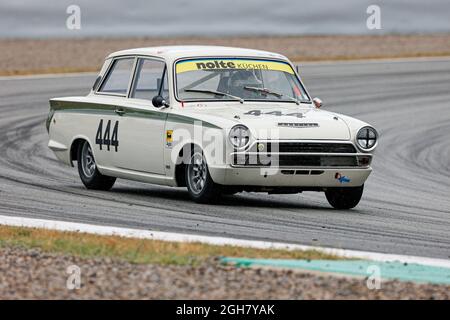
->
[[250, 142, 357, 153], [233, 154, 358, 167], [274, 155, 358, 167], [232, 141, 366, 168], [276, 142, 356, 153]]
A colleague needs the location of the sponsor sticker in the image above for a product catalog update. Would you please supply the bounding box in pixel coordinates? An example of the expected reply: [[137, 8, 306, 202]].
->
[[166, 130, 173, 148], [176, 59, 294, 74]]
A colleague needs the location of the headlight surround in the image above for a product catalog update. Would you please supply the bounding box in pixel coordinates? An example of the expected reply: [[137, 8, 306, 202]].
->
[[356, 126, 378, 151], [229, 125, 251, 149]]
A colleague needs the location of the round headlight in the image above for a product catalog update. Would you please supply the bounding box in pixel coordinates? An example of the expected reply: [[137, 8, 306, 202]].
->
[[229, 125, 250, 149], [356, 127, 378, 150]]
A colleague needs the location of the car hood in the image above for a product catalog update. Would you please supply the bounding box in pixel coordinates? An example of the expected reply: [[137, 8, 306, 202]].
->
[[178, 103, 351, 140]]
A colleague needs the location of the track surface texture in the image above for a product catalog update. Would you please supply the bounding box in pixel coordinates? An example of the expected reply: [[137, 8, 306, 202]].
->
[[0, 59, 449, 259]]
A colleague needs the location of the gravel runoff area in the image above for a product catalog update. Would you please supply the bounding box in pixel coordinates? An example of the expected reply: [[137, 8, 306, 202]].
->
[[0, 247, 449, 299], [1, 34, 450, 75]]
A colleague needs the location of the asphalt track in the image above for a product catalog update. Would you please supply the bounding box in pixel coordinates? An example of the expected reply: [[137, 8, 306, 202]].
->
[[0, 58, 449, 259]]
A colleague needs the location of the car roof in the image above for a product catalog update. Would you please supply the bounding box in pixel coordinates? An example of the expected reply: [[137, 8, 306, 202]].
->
[[107, 45, 288, 61]]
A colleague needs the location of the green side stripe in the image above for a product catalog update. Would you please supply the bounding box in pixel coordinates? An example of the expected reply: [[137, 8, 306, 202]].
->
[[221, 257, 450, 285], [57, 108, 116, 116], [50, 100, 221, 129], [51, 101, 165, 120], [167, 114, 221, 129]]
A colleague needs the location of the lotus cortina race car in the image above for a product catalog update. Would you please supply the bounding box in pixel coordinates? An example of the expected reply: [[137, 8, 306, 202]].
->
[[47, 46, 378, 209]]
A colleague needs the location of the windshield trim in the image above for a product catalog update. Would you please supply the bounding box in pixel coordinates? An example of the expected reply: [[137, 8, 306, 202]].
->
[[172, 56, 312, 105]]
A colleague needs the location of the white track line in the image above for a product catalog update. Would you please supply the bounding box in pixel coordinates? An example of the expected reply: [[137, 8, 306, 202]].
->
[[298, 55, 450, 66], [0, 72, 97, 81], [1, 214, 449, 268]]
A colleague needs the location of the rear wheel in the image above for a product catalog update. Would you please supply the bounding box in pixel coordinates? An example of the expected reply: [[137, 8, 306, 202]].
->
[[185, 148, 220, 203], [77, 141, 116, 190], [325, 185, 364, 209]]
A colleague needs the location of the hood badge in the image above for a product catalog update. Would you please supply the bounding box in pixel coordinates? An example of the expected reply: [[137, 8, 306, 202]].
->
[[278, 122, 319, 128]]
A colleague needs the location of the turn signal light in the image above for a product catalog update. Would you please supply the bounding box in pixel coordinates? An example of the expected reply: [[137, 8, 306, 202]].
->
[[357, 155, 372, 167]]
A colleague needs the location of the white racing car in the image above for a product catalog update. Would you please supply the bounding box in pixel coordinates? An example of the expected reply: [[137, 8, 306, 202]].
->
[[47, 46, 378, 209]]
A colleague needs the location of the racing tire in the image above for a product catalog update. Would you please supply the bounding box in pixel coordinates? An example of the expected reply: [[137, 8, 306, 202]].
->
[[185, 147, 221, 203], [77, 140, 116, 191], [325, 185, 364, 209]]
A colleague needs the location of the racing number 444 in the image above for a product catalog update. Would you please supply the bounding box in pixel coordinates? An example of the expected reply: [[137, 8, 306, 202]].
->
[[96, 119, 119, 152]]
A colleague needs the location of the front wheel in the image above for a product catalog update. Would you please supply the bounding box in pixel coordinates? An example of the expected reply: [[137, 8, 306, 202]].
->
[[325, 185, 364, 209], [185, 148, 221, 203], [77, 141, 116, 190]]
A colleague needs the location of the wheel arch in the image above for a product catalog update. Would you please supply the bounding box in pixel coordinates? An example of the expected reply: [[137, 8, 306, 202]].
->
[[174, 142, 204, 187], [70, 135, 94, 167]]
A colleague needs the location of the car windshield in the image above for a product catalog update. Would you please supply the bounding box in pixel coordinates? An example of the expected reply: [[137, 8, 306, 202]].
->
[[175, 58, 310, 103]]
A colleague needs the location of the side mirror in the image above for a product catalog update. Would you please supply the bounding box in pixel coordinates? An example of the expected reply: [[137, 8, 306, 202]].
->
[[313, 97, 323, 109], [152, 95, 169, 109]]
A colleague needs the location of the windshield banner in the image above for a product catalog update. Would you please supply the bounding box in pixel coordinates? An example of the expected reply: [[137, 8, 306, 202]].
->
[[176, 59, 294, 74]]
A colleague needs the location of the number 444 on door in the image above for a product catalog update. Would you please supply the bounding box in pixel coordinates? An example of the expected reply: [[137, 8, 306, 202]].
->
[[95, 119, 119, 152]]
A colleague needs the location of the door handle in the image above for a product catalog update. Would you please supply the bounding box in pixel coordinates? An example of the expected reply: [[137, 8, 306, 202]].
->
[[115, 108, 126, 116]]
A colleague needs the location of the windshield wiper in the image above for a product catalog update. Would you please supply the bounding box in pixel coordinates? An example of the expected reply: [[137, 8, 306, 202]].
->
[[244, 86, 305, 105], [184, 88, 244, 104]]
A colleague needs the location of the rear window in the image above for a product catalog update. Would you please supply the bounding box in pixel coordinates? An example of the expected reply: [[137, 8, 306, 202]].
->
[[98, 58, 135, 95]]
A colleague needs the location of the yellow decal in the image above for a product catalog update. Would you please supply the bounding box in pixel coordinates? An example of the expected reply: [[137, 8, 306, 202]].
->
[[166, 130, 173, 143], [176, 59, 294, 74]]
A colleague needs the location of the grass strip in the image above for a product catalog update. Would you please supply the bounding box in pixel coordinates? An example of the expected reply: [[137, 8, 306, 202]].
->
[[0, 225, 339, 266]]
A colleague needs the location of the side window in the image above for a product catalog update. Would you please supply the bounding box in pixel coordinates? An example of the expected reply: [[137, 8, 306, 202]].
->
[[160, 69, 169, 100], [131, 58, 167, 100], [98, 58, 135, 95]]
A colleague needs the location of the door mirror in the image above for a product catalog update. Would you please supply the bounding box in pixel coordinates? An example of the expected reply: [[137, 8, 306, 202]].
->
[[152, 95, 169, 109], [313, 97, 323, 109]]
